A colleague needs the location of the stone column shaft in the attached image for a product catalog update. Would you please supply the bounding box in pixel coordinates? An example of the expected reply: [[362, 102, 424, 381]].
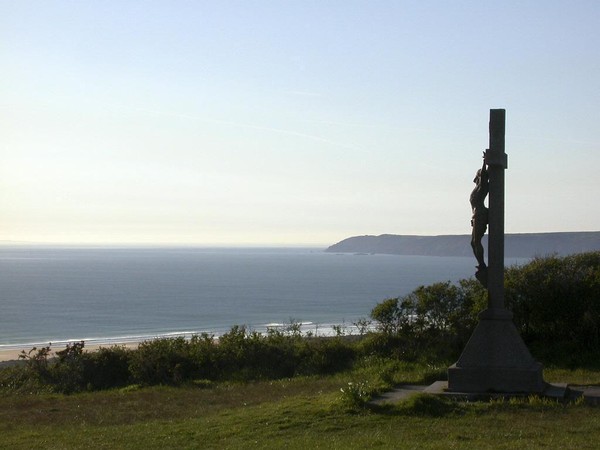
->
[[485, 109, 508, 312]]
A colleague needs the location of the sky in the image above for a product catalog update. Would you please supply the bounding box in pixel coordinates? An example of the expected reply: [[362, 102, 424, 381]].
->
[[1, 1, 599, 246]]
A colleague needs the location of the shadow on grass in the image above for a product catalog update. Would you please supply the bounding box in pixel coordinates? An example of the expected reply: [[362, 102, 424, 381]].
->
[[368, 393, 463, 417], [418, 367, 448, 385]]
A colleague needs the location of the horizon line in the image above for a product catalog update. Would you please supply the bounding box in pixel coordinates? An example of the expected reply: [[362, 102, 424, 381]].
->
[[2, 230, 599, 248]]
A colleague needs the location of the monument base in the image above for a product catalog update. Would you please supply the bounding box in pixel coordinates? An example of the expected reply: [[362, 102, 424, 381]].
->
[[447, 308, 544, 393]]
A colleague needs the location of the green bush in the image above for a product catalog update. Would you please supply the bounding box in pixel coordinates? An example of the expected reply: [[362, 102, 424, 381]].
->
[[358, 333, 409, 360], [0, 364, 48, 393], [298, 337, 356, 375], [16, 345, 53, 388], [250, 330, 301, 379], [339, 380, 371, 409], [505, 251, 600, 358], [13, 342, 132, 393], [84, 346, 132, 390], [216, 327, 299, 380], [129, 337, 198, 385], [369, 280, 486, 359], [370, 298, 403, 334], [188, 333, 219, 380], [51, 341, 87, 393]]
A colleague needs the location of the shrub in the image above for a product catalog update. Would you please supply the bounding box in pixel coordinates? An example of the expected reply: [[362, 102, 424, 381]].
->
[[358, 333, 409, 360], [217, 328, 300, 380], [51, 341, 87, 393], [17, 345, 52, 385], [369, 280, 486, 359], [129, 337, 198, 385], [298, 337, 356, 375], [370, 298, 403, 334], [188, 333, 219, 380], [353, 317, 372, 335], [84, 346, 132, 390], [505, 251, 600, 354], [339, 380, 371, 409]]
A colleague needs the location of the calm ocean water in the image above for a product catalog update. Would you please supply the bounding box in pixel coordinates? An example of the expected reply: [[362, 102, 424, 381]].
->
[[0, 246, 513, 349]]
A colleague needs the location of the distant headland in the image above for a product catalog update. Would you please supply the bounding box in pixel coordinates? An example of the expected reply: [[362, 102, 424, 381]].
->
[[325, 232, 600, 258]]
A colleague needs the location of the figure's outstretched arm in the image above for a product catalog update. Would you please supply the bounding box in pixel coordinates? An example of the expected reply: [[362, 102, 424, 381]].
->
[[479, 152, 489, 179]]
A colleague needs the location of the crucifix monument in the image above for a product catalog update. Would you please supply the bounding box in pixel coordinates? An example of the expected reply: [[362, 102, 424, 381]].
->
[[447, 109, 544, 393]]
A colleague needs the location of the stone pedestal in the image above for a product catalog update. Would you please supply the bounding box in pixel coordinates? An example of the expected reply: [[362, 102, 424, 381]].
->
[[447, 308, 544, 393]]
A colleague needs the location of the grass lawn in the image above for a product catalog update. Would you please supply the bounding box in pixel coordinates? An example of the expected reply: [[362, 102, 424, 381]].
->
[[1, 365, 600, 449]]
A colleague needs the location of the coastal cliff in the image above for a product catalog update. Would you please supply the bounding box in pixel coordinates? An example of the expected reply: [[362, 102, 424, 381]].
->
[[325, 232, 600, 258]]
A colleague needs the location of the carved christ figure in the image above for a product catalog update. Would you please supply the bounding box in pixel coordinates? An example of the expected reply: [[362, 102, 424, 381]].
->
[[470, 154, 489, 269]]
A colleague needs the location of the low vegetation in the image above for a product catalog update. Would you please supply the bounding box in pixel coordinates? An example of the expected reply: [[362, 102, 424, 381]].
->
[[1, 361, 599, 449], [1, 252, 599, 448], [1, 328, 359, 394]]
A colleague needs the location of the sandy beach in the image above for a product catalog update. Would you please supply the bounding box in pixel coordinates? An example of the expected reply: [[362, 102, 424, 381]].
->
[[0, 342, 140, 364], [0, 348, 32, 363]]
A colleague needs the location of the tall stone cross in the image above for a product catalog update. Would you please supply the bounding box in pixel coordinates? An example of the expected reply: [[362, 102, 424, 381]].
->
[[447, 109, 545, 394], [485, 109, 509, 315]]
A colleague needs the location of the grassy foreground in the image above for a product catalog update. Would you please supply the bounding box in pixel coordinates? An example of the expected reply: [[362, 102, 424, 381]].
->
[[1, 364, 600, 449]]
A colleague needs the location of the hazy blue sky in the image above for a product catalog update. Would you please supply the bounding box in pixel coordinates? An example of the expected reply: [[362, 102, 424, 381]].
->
[[1, 1, 599, 245]]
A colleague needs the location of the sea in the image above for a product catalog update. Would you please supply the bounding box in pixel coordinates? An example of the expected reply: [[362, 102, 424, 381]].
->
[[0, 246, 525, 350]]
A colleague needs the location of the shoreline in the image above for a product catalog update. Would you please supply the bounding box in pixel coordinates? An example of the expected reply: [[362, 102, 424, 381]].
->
[[0, 323, 366, 364], [0, 342, 141, 364], [0, 322, 364, 364]]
